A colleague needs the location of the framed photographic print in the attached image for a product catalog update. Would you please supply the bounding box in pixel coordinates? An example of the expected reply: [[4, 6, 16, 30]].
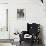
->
[[17, 8, 25, 20]]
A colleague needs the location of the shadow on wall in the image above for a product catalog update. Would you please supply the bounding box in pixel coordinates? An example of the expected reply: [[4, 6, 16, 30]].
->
[[40, 25, 45, 46]]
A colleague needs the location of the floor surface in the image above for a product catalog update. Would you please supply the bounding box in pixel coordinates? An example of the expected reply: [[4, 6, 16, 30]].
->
[[19, 41, 43, 46], [0, 43, 13, 46]]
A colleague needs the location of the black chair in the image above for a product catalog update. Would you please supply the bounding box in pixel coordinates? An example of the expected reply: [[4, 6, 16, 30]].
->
[[19, 23, 40, 45], [27, 23, 40, 43]]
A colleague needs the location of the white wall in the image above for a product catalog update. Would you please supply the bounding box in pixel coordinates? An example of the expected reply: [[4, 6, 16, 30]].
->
[[0, 0, 13, 46], [0, 4, 9, 39], [0, 0, 8, 3], [9, 0, 46, 46], [0, 0, 46, 46]]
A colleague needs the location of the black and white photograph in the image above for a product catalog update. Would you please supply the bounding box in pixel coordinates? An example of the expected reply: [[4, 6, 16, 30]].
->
[[0, 0, 46, 46], [17, 9, 24, 18], [17, 9, 26, 20]]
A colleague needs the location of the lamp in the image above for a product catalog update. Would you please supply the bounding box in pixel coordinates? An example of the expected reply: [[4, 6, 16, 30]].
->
[[41, 0, 43, 3]]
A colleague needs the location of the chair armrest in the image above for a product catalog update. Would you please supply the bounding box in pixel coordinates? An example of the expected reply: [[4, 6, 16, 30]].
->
[[19, 31, 27, 41], [22, 31, 28, 35]]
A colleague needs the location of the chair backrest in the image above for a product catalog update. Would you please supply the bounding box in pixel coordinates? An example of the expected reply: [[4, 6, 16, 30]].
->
[[27, 23, 40, 35]]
